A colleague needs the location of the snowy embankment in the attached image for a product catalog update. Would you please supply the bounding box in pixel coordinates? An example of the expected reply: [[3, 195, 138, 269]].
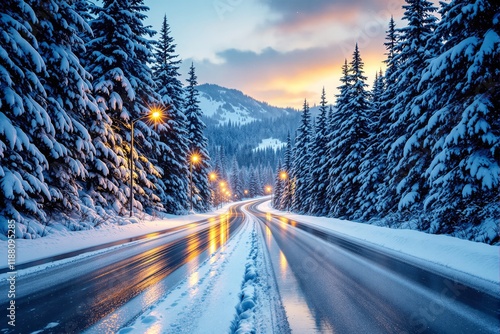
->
[[229, 229, 259, 334], [259, 201, 499, 287]]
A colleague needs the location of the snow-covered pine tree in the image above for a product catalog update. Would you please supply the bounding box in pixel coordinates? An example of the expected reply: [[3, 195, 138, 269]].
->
[[273, 160, 283, 208], [307, 88, 330, 216], [31, 0, 97, 217], [151, 14, 190, 213], [185, 63, 211, 211], [291, 100, 313, 213], [383, 0, 438, 217], [328, 45, 370, 219], [279, 133, 293, 211], [248, 167, 259, 198], [326, 60, 351, 217], [0, 0, 52, 230], [375, 17, 400, 216], [229, 157, 243, 201], [239, 169, 247, 198], [85, 0, 161, 215], [355, 70, 385, 220], [417, 0, 500, 236]]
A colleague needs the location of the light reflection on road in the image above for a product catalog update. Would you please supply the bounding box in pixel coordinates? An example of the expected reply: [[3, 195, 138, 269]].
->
[[3, 205, 245, 334], [261, 214, 323, 334]]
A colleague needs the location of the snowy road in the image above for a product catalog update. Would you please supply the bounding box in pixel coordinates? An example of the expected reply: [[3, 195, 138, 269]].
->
[[248, 202, 499, 333], [1, 200, 498, 333]]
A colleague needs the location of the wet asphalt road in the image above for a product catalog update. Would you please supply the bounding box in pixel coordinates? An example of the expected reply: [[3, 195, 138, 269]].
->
[[248, 202, 499, 334], [0, 205, 245, 334]]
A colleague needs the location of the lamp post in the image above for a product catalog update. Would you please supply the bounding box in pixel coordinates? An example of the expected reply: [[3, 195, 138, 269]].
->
[[265, 185, 273, 204], [219, 181, 226, 208], [209, 172, 217, 207], [129, 108, 163, 217], [280, 171, 288, 210], [189, 153, 200, 212]]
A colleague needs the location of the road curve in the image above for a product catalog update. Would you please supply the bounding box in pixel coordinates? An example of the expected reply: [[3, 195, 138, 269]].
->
[[0, 203, 246, 334], [247, 201, 499, 334]]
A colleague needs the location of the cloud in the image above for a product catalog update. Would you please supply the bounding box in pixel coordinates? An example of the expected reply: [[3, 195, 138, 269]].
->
[[257, 0, 402, 25], [185, 43, 386, 108]]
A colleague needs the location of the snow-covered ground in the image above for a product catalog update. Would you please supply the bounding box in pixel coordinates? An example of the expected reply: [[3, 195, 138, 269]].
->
[[253, 138, 287, 152], [198, 92, 258, 125], [259, 201, 499, 288]]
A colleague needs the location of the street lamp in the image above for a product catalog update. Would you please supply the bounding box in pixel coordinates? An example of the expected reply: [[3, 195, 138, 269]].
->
[[189, 153, 200, 212], [265, 185, 273, 204], [219, 181, 226, 207], [129, 107, 163, 217], [208, 172, 217, 207], [280, 171, 290, 212]]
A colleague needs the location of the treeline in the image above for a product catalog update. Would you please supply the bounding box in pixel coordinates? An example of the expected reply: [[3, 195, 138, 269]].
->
[[273, 0, 499, 243], [0, 0, 211, 237], [209, 149, 275, 207], [205, 113, 300, 168]]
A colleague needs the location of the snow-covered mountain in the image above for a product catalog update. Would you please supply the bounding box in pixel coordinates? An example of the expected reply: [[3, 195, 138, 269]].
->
[[198, 84, 301, 167], [197, 84, 293, 126]]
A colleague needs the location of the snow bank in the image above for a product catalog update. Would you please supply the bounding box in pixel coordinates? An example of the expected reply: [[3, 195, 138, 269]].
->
[[230, 229, 259, 334]]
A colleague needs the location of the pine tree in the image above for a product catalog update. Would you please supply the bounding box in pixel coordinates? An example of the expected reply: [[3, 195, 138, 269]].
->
[[85, 0, 161, 215], [417, 0, 500, 234], [229, 157, 243, 201], [326, 60, 350, 217], [32, 0, 98, 216], [375, 17, 400, 216], [0, 0, 52, 228], [308, 88, 330, 215], [151, 14, 190, 213], [273, 160, 283, 208], [280, 133, 293, 211], [248, 167, 259, 198], [327, 45, 370, 218], [185, 64, 211, 211], [291, 100, 313, 213], [356, 70, 385, 220], [383, 0, 438, 217]]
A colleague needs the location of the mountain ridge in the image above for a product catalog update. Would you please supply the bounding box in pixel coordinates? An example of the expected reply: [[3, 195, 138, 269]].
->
[[196, 83, 296, 126]]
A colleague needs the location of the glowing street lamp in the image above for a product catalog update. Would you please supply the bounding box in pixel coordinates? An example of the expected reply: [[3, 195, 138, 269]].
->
[[208, 172, 217, 207], [189, 153, 200, 212], [129, 107, 163, 217]]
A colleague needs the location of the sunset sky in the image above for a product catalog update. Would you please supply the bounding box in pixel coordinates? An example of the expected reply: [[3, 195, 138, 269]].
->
[[143, 0, 409, 108]]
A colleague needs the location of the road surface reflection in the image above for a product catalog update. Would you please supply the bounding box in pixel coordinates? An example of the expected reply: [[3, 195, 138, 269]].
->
[[1, 206, 244, 334]]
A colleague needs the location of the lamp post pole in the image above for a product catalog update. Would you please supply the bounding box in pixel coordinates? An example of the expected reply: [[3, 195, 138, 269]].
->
[[130, 120, 135, 217], [190, 159, 193, 212], [129, 109, 163, 217], [189, 154, 200, 212]]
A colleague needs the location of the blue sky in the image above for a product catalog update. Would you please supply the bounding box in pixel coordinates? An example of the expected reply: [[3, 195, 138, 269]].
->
[[143, 0, 409, 108]]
